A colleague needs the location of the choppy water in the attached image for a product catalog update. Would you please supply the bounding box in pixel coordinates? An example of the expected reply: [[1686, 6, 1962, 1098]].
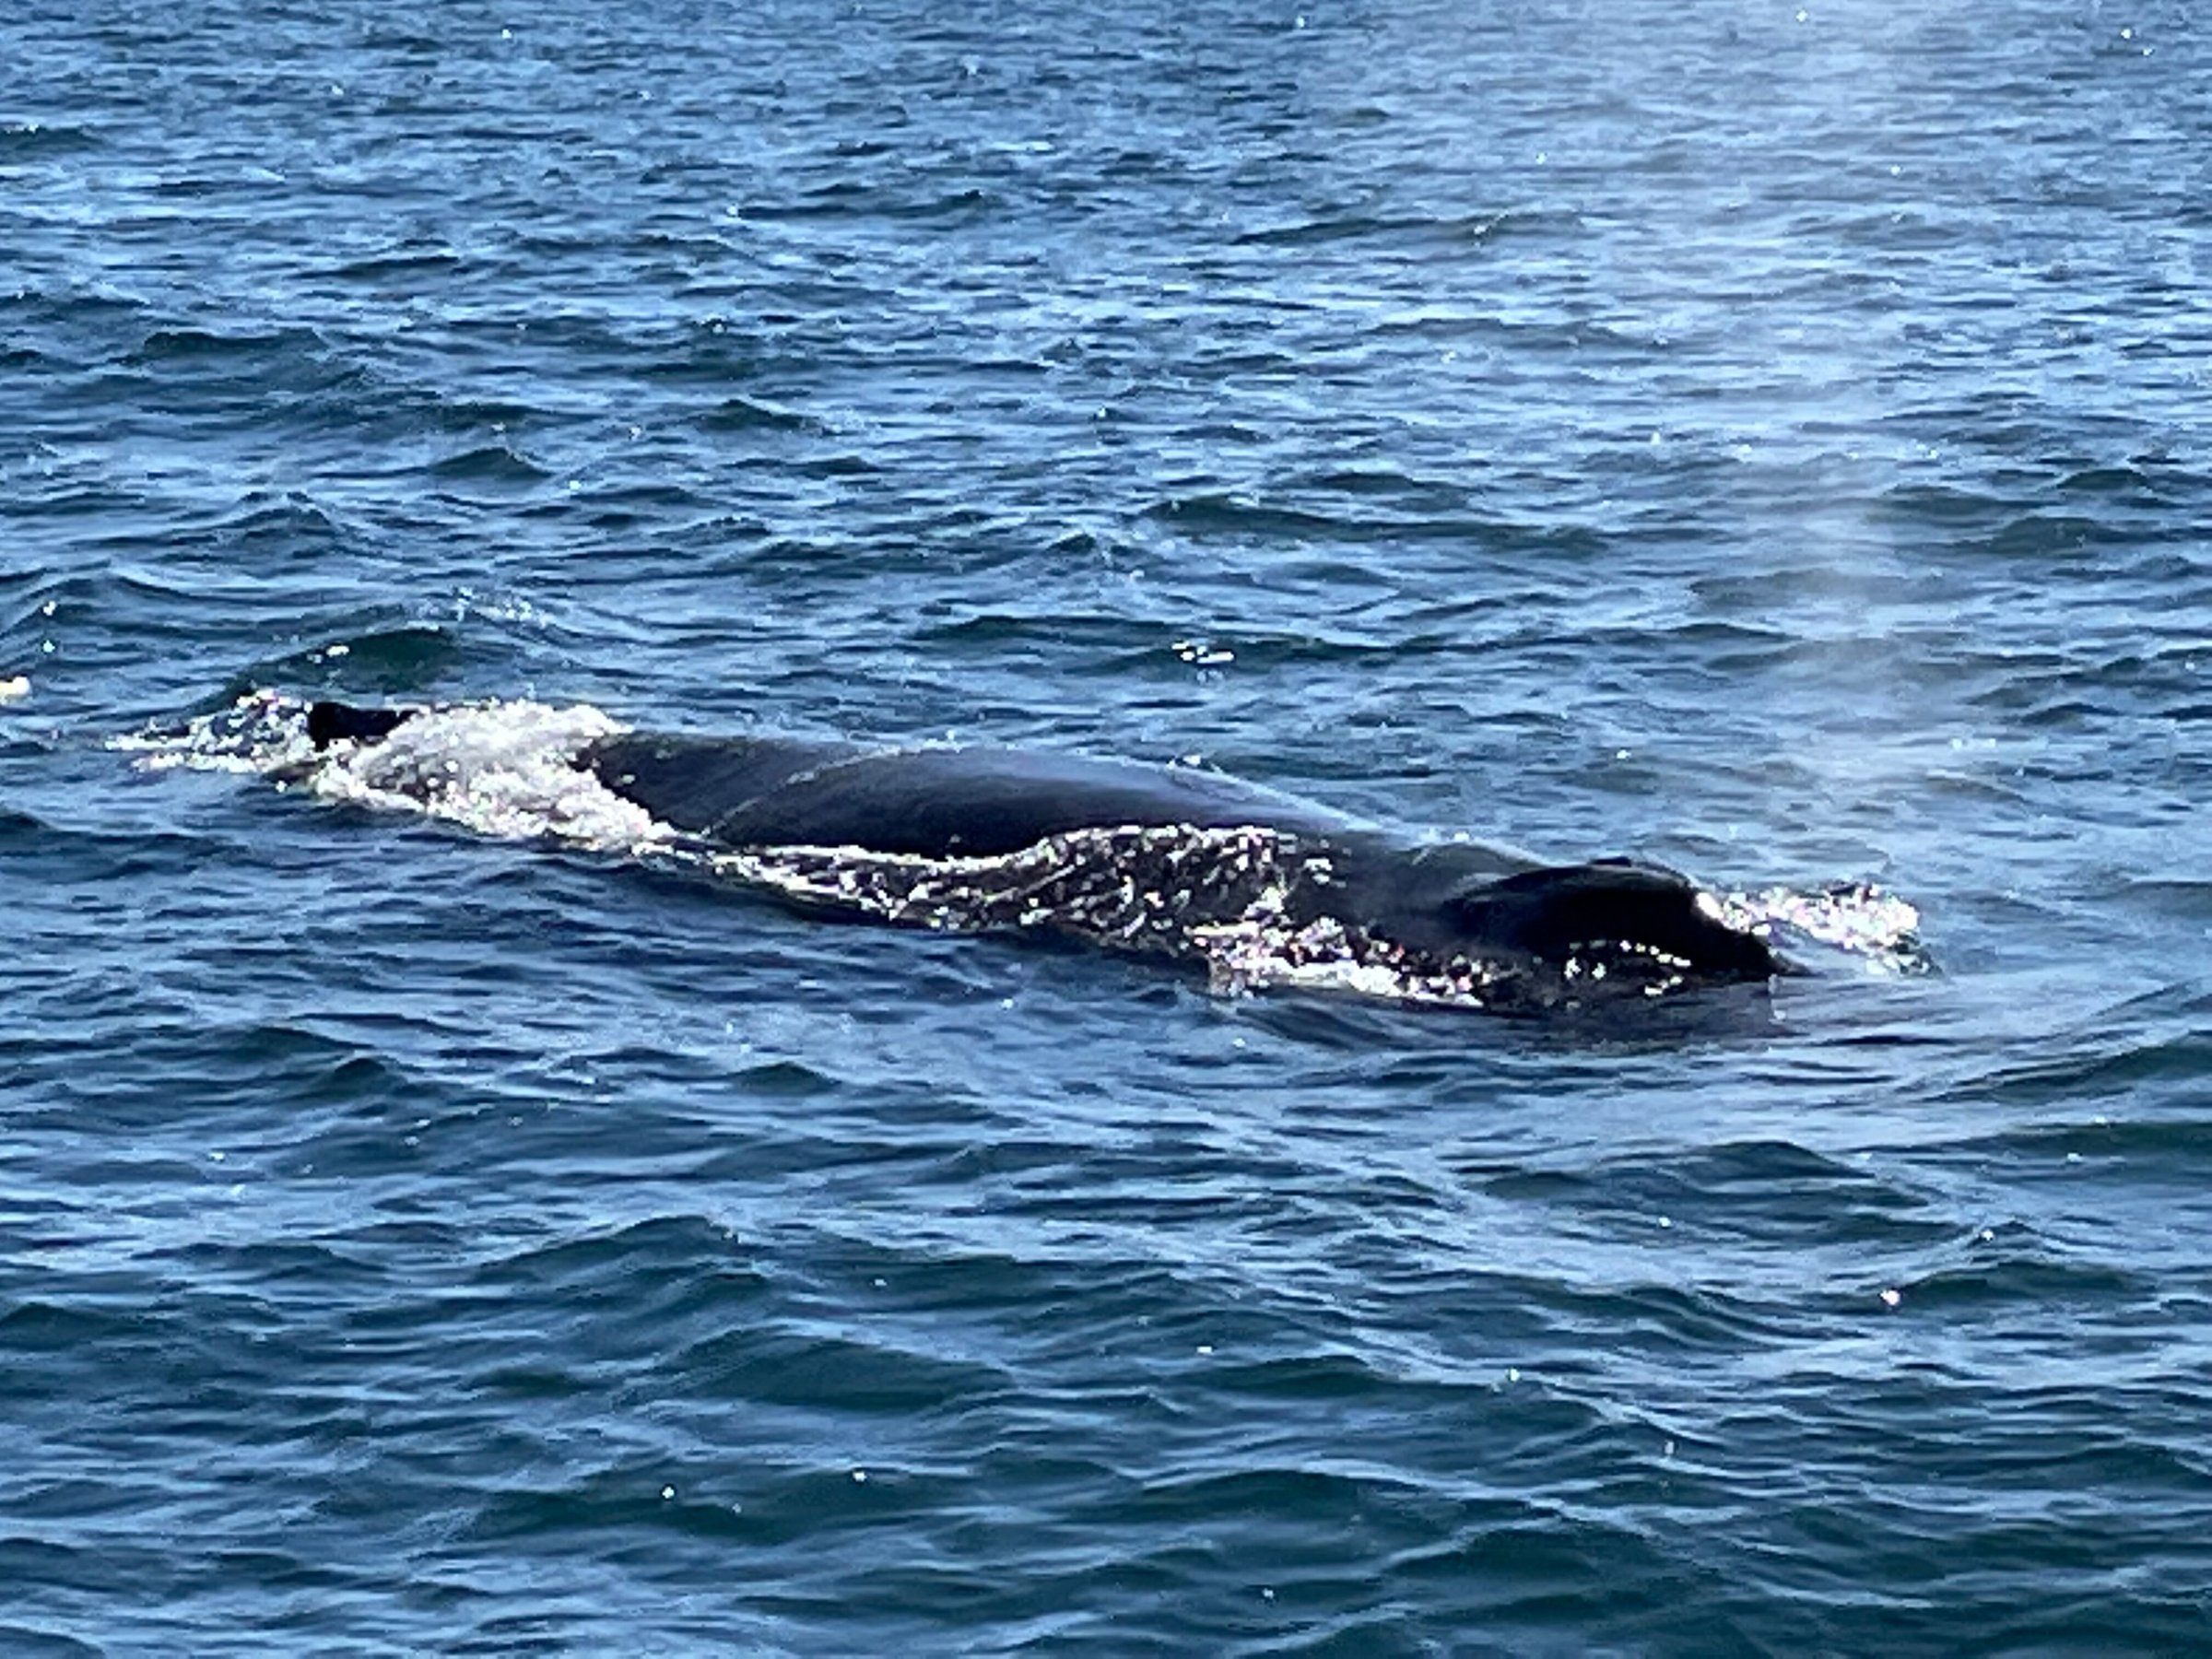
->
[[6, 0, 2210, 1652]]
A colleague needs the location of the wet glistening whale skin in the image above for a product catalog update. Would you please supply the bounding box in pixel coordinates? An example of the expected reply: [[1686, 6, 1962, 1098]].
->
[[305, 697, 1787, 1008], [133, 691, 1922, 1015]]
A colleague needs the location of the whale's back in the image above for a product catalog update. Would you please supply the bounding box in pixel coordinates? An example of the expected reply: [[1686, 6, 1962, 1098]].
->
[[582, 736, 1348, 858]]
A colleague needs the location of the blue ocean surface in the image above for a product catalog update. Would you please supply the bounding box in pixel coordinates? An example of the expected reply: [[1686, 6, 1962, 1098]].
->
[[6, 0, 2211, 1651]]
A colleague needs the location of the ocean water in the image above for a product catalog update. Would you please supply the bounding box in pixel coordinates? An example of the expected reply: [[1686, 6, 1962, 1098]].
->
[[5, 0, 2210, 1652]]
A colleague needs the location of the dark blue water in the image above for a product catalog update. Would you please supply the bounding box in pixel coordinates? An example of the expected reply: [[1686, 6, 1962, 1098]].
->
[[6, 0, 2211, 1651]]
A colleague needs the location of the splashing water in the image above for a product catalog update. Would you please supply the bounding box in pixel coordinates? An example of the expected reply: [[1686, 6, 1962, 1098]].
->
[[1708, 883, 1930, 977], [120, 689, 669, 850]]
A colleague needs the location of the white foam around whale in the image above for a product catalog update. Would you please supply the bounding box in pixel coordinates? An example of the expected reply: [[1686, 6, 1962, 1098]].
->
[[122, 689, 669, 852]]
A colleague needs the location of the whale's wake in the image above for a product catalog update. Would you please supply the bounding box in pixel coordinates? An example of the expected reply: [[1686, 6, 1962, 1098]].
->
[[121, 690, 1929, 1013]]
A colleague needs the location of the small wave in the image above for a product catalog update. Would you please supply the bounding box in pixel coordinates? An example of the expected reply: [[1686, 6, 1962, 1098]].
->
[[218, 492, 344, 547], [468, 1216, 772, 1296], [740, 182, 1004, 224], [324, 249, 465, 284], [1897, 1252, 2151, 1313], [126, 324, 321, 366], [1232, 208, 1522, 249], [668, 1325, 1014, 1413], [695, 395, 827, 435], [243, 626, 470, 693], [0, 120, 101, 158], [429, 444, 552, 486], [1145, 493, 1381, 541]]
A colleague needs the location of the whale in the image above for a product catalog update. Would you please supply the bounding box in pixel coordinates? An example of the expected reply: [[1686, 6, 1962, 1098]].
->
[[124, 688, 1934, 1013], [288, 697, 1794, 1012]]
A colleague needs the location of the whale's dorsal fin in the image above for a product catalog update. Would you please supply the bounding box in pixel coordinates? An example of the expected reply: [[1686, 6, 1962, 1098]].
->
[[306, 700, 411, 749], [1447, 859, 1789, 980]]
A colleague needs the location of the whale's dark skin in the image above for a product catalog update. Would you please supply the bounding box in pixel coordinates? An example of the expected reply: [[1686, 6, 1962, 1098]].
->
[[303, 700, 1791, 990], [578, 731, 1353, 857]]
